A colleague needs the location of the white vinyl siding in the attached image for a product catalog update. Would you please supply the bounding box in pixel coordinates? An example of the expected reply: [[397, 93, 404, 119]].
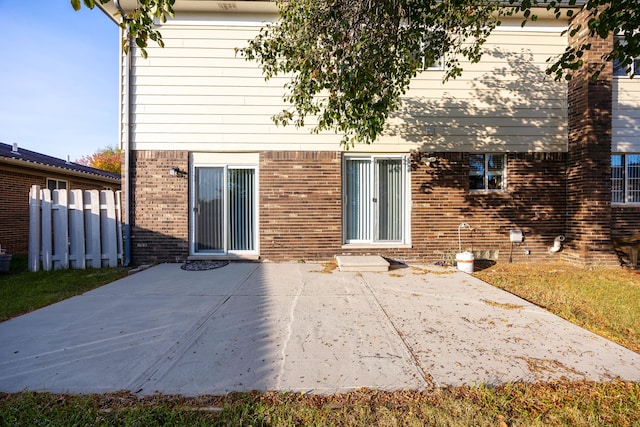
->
[[125, 16, 568, 154], [394, 24, 568, 153], [613, 78, 640, 153]]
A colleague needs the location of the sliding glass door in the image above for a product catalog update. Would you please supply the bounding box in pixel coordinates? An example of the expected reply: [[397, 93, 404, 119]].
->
[[193, 166, 256, 254], [344, 156, 407, 244]]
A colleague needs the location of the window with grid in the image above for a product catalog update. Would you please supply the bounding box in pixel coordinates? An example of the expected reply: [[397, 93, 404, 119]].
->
[[613, 35, 640, 77], [418, 38, 444, 71], [613, 57, 640, 77], [469, 154, 506, 191], [46, 178, 67, 191], [611, 154, 640, 204]]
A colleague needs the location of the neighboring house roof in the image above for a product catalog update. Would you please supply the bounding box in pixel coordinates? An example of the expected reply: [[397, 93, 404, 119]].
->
[[0, 142, 121, 183]]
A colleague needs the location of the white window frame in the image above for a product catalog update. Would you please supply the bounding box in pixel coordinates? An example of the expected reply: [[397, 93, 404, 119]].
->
[[469, 153, 507, 192], [420, 53, 445, 71], [418, 38, 445, 71], [613, 35, 640, 78], [613, 57, 640, 78], [46, 178, 68, 191], [190, 154, 259, 257], [342, 154, 411, 247], [611, 153, 640, 205]]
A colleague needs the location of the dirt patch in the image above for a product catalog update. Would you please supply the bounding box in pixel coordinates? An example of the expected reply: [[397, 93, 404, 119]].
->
[[481, 299, 524, 310], [312, 261, 338, 274], [410, 266, 455, 275]]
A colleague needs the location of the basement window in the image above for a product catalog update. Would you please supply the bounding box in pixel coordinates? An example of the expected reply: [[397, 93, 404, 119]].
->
[[469, 154, 506, 192], [612, 154, 640, 204]]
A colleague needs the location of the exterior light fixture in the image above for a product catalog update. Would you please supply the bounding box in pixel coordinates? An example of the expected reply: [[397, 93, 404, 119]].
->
[[425, 125, 436, 136], [421, 152, 438, 166], [170, 167, 188, 177]]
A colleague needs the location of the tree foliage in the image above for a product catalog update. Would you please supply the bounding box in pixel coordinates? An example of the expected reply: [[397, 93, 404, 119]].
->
[[240, 0, 640, 147], [76, 145, 122, 174], [70, 0, 175, 58], [240, 0, 502, 147], [510, 0, 640, 80]]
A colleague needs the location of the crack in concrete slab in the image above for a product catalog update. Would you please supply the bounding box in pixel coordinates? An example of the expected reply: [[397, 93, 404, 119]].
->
[[276, 265, 305, 389], [359, 275, 435, 387]]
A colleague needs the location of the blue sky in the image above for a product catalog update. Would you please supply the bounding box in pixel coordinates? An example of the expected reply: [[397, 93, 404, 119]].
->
[[0, 0, 118, 162]]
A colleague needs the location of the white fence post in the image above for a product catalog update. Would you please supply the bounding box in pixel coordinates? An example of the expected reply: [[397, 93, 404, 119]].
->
[[84, 190, 102, 269], [68, 189, 86, 269], [41, 189, 53, 271], [28, 185, 41, 272], [52, 189, 69, 270], [115, 190, 123, 264], [100, 190, 118, 267]]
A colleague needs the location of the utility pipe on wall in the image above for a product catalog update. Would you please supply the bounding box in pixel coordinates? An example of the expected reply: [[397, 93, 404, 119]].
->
[[115, 0, 132, 266], [458, 222, 472, 252]]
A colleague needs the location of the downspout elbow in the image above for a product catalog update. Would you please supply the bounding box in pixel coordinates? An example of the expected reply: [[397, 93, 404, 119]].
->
[[549, 235, 565, 254]]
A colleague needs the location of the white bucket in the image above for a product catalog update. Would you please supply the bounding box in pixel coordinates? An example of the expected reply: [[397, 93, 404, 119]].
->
[[456, 251, 474, 273]]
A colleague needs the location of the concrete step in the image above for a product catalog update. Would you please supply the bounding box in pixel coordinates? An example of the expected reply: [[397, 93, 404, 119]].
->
[[335, 255, 390, 272]]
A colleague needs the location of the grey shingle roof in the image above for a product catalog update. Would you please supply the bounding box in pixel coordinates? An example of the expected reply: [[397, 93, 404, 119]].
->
[[0, 142, 121, 181]]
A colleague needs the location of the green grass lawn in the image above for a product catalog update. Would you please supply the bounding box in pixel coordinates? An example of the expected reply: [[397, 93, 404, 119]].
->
[[474, 261, 640, 354], [1, 259, 638, 426], [1, 382, 638, 426], [0, 255, 131, 322]]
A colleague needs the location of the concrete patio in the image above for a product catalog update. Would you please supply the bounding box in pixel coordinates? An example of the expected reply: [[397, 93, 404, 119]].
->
[[1, 262, 638, 396]]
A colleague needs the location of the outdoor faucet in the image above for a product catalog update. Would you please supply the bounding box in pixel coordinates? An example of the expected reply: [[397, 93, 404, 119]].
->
[[458, 222, 472, 252]]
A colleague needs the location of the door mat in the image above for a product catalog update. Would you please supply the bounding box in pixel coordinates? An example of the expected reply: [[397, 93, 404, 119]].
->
[[181, 260, 230, 271]]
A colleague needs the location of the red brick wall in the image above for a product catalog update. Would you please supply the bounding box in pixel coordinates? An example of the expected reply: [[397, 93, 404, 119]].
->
[[0, 167, 120, 254], [259, 151, 343, 260], [0, 169, 38, 254], [128, 150, 189, 264], [126, 149, 625, 267], [256, 151, 568, 264], [407, 152, 568, 264], [564, 7, 619, 266], [612, 206, 640, 238]]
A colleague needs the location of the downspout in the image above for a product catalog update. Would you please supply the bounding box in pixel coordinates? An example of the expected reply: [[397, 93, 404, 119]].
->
[[115, 0, 132, 266]]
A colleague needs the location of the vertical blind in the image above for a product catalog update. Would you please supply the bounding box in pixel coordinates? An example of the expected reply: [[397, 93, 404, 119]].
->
[[345, 159, 372, 241], [228, 168, 255, 251], [194, 167, 255, 253], [345, 158, 404, 242], [376, 159, 403, 241], [195, 167, 225, 252]]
